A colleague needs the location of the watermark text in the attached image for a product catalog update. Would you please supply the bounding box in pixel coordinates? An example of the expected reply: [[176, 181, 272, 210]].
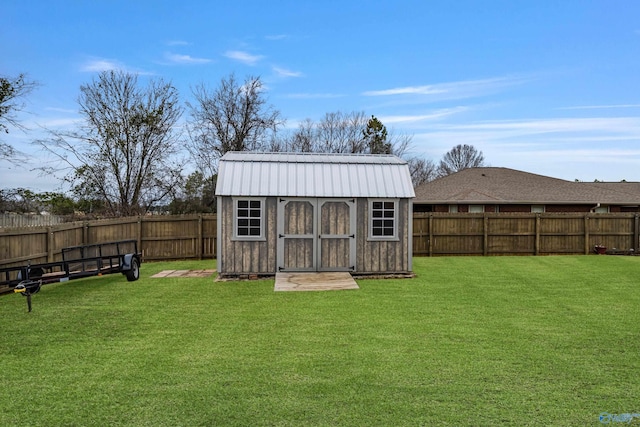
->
[[600, 412, 640, 424]]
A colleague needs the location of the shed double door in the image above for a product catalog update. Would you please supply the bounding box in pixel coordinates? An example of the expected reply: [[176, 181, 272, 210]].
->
[[277, 198, 356, 272]]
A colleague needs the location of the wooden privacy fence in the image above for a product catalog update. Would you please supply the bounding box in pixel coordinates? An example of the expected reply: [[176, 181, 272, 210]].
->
[[1, 213, 639, 268], [413, 213, 640, 256], [0, 213, 65, 228], [0, 215, 217, 269]]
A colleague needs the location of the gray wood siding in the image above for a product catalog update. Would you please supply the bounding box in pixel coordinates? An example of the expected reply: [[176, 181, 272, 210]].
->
[[320, 201, 350, 234], [356, 198, 411, 273], [283, 239, 314, 269], [282, 200, 315, 270], [319, 200, 353, 270], [220, 196, 412, 275], [285, 200, 314, 235], [320, 238, 350, 269], [219, 196, 277, 275]]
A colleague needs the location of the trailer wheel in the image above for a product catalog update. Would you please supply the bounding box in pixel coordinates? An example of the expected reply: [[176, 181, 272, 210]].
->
[[126, 258, 140, 282], [17, 267, 45, 281], [29, 267, 45, 279]]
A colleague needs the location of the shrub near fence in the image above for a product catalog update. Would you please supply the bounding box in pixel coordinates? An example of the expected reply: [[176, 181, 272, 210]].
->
[[1, 213, 639, 270]]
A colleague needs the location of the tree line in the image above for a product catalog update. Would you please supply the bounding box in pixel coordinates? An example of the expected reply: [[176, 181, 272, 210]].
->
[[0, 71, 485, 218]]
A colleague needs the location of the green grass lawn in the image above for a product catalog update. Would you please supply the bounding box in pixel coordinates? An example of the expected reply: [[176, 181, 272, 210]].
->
[[1, 256, 639, 426]]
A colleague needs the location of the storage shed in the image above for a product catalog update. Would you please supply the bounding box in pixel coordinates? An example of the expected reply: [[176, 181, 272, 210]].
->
[[215, 152, 415, 278]]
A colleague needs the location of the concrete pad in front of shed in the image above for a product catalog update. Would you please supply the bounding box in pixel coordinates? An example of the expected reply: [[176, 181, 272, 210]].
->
[[274, 272, 359, 291]]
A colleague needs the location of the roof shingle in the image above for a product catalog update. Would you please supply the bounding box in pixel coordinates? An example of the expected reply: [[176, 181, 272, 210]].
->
[[414, 167, 640, 205]]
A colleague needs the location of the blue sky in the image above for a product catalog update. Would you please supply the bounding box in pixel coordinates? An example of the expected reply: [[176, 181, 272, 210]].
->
[[3, 0, 640, 191]]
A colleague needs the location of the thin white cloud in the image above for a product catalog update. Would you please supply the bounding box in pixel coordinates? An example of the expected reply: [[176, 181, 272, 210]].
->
[[364, 85, 447, 96], [409, 116, 640, 181], [448, 117, 640, 135], [266, 34, 288, 40], [362, 75, 530, 101], [167, 40, 190, 46], [80, 58, 124, 72], [165, 52, 212, 64], [486, 147, 640, 182], [381, 107, 469, 124], [558, 104, 640, 110], [80, 57, 153, 75], [284, 93, 345, 99], [39, 117, 83, 128], [410, 117, 640, 157], [524, 148, 640, 159], [224, 50, 264, 65], [44, 107, 76, 114], [272, 66, 302, 78]]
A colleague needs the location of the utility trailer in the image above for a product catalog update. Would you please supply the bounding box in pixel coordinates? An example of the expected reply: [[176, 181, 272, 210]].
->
[[1, 240, 141, 312]]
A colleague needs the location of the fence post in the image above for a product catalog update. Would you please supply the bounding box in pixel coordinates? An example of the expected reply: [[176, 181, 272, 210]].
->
[[137, 216, 143, 257], [198, 215, 203, 260], [47, 226, 54, 262], [428, 214, 433, 257], [483, 214, 489, 256], [584, 214, 590, 255], [83, 221, 89, 245], [535, 214, 540, 255], [635, 214, 639, 251]]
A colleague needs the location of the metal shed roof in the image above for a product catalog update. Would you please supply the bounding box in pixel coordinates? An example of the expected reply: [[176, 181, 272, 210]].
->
[[215, 152, 415, 198]]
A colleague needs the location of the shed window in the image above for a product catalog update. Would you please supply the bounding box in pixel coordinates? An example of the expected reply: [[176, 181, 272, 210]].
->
[[369, 200, 398, 240], [234, 198, 265, 240]]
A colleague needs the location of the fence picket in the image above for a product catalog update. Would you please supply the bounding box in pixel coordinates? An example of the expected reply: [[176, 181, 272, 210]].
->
[[1, 213, 638, 268]]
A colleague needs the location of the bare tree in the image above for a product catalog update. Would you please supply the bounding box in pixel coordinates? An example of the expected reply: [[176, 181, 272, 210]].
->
[[0, 73, 37, 159], [288, 118, 315, 152], [37, 70, 183, 217], [186, 74, 282, 177], [272, 118, 314, 152], [275, 111, 367, 153], [315, 111, 368, 153], [437, 144, 485, 177], [275, 111, 411, 156], [386, 130, 411, 158], [407, 157, 438, 187]]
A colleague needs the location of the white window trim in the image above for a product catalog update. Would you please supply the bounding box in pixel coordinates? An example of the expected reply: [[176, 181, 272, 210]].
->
[[232, 197, 266, 241], [368, 198, 399, 241], [593, 205, 609, 213], [469, 205, 484, 213], [531, 205, 545, 213], [449, 205, 458, 213]]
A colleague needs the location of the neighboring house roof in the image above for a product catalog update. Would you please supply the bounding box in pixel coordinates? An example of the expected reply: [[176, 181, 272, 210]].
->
[[414, 167, 640, 205], [215, 152, 416, 198]]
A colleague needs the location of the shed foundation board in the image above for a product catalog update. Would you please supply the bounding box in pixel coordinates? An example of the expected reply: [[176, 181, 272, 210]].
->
[[274, 272, 359, 292]]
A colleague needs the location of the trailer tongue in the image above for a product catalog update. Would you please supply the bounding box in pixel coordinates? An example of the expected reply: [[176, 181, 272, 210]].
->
[[2, 240, 142, 312], [13, 280, 41, 312]]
